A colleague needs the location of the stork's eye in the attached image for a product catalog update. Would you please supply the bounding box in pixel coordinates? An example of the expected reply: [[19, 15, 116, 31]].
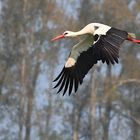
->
[[64, 32, 68, 35]]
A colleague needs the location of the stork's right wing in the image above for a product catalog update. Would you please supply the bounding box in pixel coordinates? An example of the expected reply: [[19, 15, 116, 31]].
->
[[93, 28, 128, 64]]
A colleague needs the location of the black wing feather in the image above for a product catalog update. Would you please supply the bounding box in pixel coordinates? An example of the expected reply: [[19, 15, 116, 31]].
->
[[53, 69, 65, 88], [74, 69, 79, 93], [63, 71, 70, 95], [57, 70, 68, 94], [53, 67, 64, 82], [68, 70, 74, 95], [53, 28, 128, 95]]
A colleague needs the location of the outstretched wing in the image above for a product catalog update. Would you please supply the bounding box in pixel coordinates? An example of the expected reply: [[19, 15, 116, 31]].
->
[[53, 28, 128, 95], [93, 28, 128, 64]]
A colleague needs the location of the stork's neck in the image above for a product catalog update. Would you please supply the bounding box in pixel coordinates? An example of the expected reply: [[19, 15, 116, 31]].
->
[[72, 24, 95, 37], [74, 30, 90, 36], [68, 30, 89, 37]]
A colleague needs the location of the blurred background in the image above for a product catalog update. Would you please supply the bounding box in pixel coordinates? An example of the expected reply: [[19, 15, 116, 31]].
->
[[0, 0, 140, 140]]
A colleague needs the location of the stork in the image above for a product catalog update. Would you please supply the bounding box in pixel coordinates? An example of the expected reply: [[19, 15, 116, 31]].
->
[[51, 23, 140, 95]]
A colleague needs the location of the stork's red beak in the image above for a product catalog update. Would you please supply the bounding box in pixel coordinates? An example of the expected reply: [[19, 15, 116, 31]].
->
[[51, 34, 65, 41]]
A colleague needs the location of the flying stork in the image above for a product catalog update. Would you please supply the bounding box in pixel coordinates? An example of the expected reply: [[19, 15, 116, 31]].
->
[[51, 23, 140, 95]]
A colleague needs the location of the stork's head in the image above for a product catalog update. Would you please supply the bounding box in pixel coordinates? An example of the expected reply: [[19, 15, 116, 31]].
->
[[51, 31, 77, 41]]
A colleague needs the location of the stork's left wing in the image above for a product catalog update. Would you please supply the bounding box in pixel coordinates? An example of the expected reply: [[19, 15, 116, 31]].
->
[[53, 28, 128, 95], [53, 46, 96, 96]]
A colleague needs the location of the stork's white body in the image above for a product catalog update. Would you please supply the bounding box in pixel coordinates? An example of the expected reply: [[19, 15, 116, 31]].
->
[[93, 23, 111, 35]]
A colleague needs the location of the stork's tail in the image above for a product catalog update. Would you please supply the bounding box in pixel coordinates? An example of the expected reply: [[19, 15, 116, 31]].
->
[[127, 33, 140, 44]]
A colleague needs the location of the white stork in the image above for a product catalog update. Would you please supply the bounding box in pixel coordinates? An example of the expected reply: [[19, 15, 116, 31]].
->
[[51, 23, 140, 95]]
